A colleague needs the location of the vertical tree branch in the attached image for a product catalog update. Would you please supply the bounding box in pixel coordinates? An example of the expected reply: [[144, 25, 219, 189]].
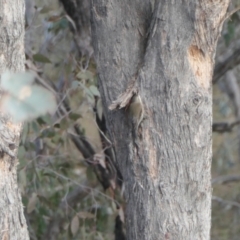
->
[[0, 0, 29, 239]]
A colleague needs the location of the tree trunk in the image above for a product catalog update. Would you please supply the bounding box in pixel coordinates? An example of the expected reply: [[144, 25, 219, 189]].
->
[[0, 0, 29, 239], [91, 1, 230, 239]]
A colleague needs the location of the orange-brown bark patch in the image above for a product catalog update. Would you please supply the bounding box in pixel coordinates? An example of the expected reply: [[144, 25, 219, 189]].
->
[[187, 45, 212, 90], [146, 130, 158, 179], [0, 161, 5, 170]]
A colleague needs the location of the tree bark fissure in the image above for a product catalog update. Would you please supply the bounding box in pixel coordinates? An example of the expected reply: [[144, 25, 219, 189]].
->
[[91, 1, 230, 239], [0, 0, 29, 239]]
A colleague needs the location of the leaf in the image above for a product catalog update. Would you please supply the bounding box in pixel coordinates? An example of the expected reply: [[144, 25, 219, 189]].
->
[[89, 85, 100, 97], [96, 99, 103, 121], [27, 193, 38, 213], [64, 62, 72, 75], [77, 211, 95, 219], [60, 117, 68, 130], [69, 112, 81, 121], [41, 128, 55, 138], [40, 115, 52, 125], [118, 207, 125, 223], [54, 123, 60, 129], [78, 82, 93, 98], [76, 70, 93, 80], [42, 172, 55, 178], [18, 145, 26, 159], [31, 121, 39, 134], [33, 54, 51, 63], [71, 81, 79, 90], [25, 142, 36, 151], [19, 169, 27, 189], [71, 215, 79, 236], [39, 6, 53, 14], [21, 123, 29, 144], [51, 134, 61, 144]]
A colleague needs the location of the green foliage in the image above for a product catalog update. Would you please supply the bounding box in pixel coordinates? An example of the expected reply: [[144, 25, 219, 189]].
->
[[223, 12, 239, 46], [20, 2, 117, 238], [33, 54, 52, 63], [224, 20, 236, 46]]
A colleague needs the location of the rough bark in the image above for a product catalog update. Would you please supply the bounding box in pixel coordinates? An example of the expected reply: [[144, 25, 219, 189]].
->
[[0, 0, 29, 239], [91, 1, 230, 240]]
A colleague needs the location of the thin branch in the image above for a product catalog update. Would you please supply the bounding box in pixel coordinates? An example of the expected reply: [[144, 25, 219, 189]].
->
[[212, 196, 240, 209], [225, 71, 240, 117], [212, 175, 240, 185], [37, 166, 118, 204], [212, 120, 240, 133], [225, 71, 240, 157], [213, 48, 240, 84], [224, 5, 240, 22]]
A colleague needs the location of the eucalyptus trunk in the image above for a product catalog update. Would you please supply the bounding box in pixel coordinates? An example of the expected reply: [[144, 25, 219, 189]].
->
[[0, 0, 29, 239], [91, 1, 230, 239]]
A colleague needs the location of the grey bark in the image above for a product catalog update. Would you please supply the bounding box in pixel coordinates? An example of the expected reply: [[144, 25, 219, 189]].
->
[[0, 0, 29, 239], [91, 1, 230, 240]]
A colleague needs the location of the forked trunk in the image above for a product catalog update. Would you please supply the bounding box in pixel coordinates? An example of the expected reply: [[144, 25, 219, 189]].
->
[[91, 1, 230, 239]]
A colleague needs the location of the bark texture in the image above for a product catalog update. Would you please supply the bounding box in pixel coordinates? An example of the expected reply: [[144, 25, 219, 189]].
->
[[91, 1, 230, 240], [0, 0, 29, 239]]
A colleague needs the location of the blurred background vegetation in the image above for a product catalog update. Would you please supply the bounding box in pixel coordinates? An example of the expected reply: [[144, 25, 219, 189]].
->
[[19, 0, 240, 239]]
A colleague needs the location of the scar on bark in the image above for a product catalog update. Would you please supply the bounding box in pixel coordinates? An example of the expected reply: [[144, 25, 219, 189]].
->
[[108, 80, 138, 110], [146, 130, 158, 179], [187, 45, 212, 90]]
